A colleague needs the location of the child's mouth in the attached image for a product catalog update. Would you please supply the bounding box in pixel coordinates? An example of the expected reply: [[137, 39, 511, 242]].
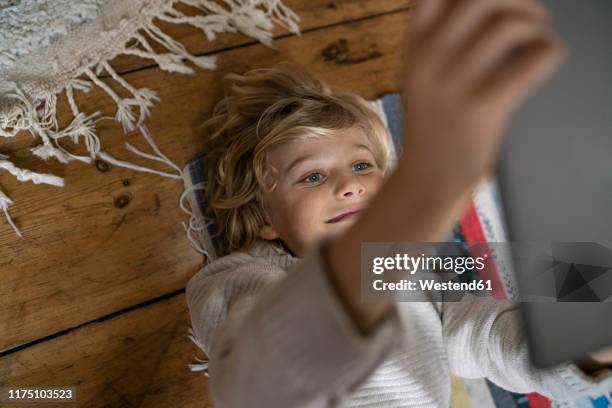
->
[[326, 210, 362, 223]]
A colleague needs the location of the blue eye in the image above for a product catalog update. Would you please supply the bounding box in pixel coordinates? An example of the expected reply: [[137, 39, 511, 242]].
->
[[303, 172, 323, 183], [353, 162, 372, 171]]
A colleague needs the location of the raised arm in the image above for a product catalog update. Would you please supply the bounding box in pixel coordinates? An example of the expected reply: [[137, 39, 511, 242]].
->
[[324, 0, 565, 337]]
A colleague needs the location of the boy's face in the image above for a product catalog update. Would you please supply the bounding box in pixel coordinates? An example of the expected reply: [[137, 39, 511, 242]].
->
[[258, 126, 384, 257]]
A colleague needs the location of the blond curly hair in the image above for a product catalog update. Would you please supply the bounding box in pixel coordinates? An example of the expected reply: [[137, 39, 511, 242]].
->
[[198, 61, 394, 257]]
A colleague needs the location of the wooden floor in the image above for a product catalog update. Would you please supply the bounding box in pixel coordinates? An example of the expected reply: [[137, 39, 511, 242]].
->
[[0, 1, 414, 406]]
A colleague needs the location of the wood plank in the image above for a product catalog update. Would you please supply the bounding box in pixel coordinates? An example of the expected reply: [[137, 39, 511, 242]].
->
[[105, 0, 412, 75], [0, 9, 413, 352], [140, 306, 213, 408], [0, 294, 212, 408]]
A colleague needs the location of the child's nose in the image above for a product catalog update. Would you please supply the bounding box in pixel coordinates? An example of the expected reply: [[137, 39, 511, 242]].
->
[[337, 174, 366, 197]]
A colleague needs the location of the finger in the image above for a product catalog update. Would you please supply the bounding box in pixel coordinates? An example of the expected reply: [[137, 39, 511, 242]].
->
[[412, 0, 447, 37], [399, 0, 446, 86], [450, 16, 552, 93], [589, 344, 612, 364], [474, 34, 566, 115], [428, 0, 549, 60]]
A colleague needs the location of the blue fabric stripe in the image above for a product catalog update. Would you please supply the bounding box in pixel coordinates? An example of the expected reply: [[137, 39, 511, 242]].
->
[[487, 379, 519, 408], [186, 152, 222, 256], [380, 92, 404, 157]]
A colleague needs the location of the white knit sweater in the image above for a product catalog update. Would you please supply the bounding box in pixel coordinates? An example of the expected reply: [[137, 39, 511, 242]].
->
[[185, 238, 612, 407]]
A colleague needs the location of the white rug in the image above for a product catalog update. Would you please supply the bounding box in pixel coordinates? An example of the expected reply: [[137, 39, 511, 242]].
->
[[0, 0, 301, 238]]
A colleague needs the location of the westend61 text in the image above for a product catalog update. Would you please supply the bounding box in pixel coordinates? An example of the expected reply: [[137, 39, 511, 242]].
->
[[373, 279, 493, 292]]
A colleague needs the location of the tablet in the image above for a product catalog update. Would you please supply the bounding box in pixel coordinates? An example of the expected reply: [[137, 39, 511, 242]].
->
[[497, 0, 612, 368]]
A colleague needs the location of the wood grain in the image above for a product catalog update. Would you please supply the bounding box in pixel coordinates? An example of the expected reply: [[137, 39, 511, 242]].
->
[[104, 0, 412, 76], [0, 294, 212, 408]]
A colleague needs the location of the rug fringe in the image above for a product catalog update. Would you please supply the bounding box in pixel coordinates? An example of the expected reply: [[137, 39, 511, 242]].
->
[[0, 0, 301, 238], [0, 188, 22, 238], [187, 325, 210, 375], [179, 180, 216, 261]]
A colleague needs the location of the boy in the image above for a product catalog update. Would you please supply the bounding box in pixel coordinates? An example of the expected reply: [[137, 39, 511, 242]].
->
[[186, 0, 612, 406]]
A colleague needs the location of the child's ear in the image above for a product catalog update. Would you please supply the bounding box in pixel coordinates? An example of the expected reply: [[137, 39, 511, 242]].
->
[[258, 207, 279, 241], [258, 223, 280, 241]]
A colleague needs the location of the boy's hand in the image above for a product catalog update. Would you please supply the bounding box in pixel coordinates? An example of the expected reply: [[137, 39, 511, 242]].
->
[[397, 0, 566, 201], [578, 344, 612, 374]]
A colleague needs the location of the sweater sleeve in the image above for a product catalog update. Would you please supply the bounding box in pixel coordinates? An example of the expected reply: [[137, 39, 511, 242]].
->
[[441, 295, 612, 402], [185, 238, 405, 408]]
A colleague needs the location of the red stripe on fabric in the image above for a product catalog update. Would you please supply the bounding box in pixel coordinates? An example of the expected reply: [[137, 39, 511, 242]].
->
[[460, 201, 553, 407], [526, 392, 552, 408], [459, 201, 506, 300], [460, 200, 487, 243]]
